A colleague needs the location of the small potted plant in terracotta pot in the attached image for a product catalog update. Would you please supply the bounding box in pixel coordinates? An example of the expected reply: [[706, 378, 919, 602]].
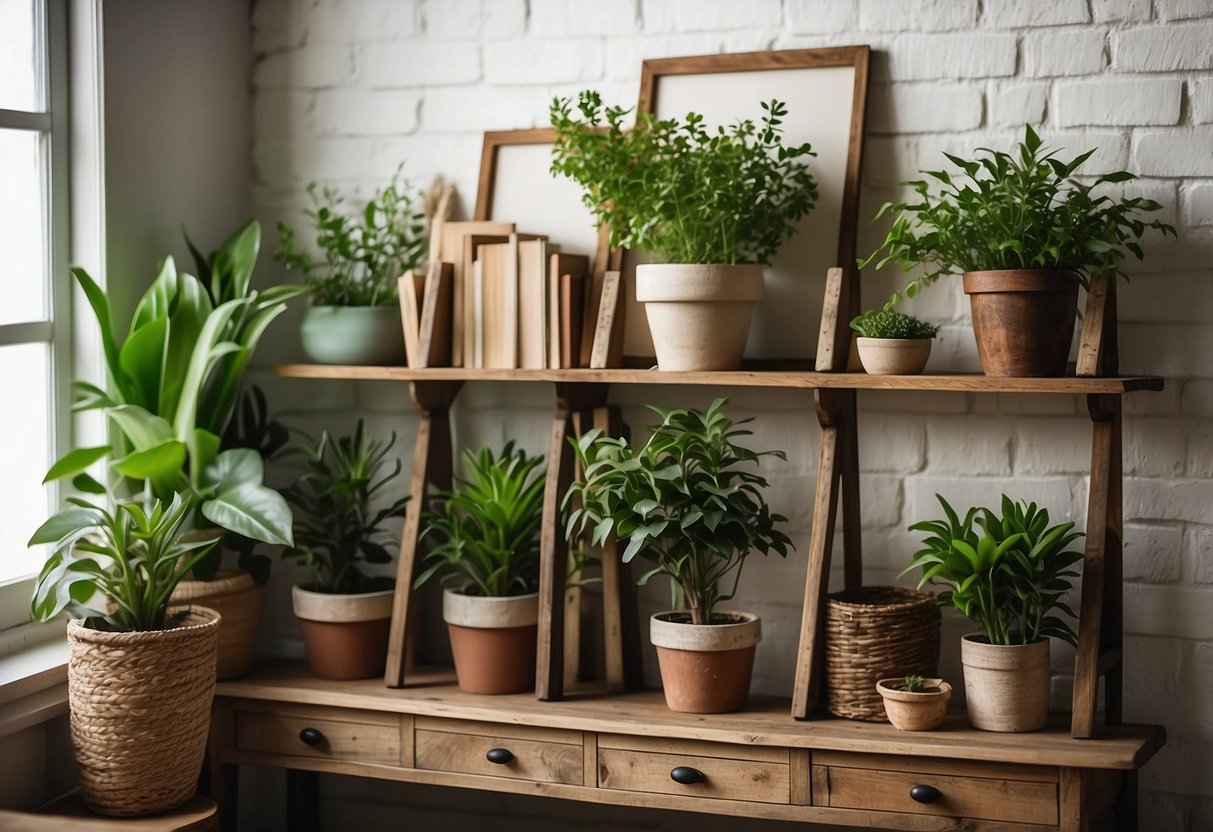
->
[[283, 421, 408, 680], [416, 443, 546, 695], [904, 494, 1083, 732], [551, 91, 818, 371], [850, 299, 938, 375], [862, 125, 1173, 377], [568, 398, 792, 713], [876, 674, 953, 731]]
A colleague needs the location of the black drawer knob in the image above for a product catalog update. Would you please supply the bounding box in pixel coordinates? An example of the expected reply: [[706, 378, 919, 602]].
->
[[670, 766, 706, 785], [299, 727, 325, 746], [486, 747, 514, 765], [910, 784, 942, 804]]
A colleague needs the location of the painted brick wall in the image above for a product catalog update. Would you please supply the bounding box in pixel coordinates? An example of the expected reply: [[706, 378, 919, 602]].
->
[[246, 1, 1213, 828]]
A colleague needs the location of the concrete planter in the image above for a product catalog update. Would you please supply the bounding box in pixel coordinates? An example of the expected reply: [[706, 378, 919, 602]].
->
[[856, 337, 932, 375], [443, 590, 539, 695], [300, 305, 405, 365], [292, 585, 394, 681], [650, 610, 761, 714], [876, 678, 953, 731], [961, 634, 1050, 732]]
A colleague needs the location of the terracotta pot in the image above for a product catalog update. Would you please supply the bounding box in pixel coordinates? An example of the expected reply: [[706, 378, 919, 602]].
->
[[856, 337, 932, 375], [443, 590, 538, 695], [962, 269, 1079, 377], [961, 635, 1050, 732], [300, 305, 405, 365], [650, 611, 761, 714], [876, 678, 953, 731], [292, 585, 394, 680], [171, 569, 263, 679], [635, 264, 764, 371]]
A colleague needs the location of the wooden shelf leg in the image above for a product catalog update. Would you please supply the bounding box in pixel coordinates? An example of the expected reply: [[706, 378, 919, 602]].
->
[[384, 380, 462, 688], [839, 391, 863, 590]]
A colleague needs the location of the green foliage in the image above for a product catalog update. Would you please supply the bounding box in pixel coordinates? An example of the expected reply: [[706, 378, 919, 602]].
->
[[903, 494, 1084, 646], [566, 398, 792, 625], [850, 302, 938, 339], [29, 490, 218, 631], [550, 91, 818, 266], [275, 168, 427, 307], [902, 674, 925, 693], [282, 421, 408, 594], [416, 443, 546, 598], [861, 125, 1175, 300]]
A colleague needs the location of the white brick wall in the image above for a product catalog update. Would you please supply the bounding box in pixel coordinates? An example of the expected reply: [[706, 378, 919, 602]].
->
[[249, 1, 1213, 828]]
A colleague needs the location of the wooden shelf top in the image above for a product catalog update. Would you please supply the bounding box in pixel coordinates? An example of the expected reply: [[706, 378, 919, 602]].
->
[[275, 364, 1164, 394], [217, 663, 1164, 771]]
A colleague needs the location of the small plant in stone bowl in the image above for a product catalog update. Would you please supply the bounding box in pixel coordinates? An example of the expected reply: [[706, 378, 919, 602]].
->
[[875, 673, 953, 732], [849, 297, 939, 376]]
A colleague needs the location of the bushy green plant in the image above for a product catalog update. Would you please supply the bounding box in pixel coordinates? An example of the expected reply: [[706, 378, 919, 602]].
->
[[275, 168, 427, 307], [282, 421, 409, 594], [850, 306, 938, 339], [862, 125, 1175, 300], [416, 443, 546, 598], [550, 91, 818, 265], [903, 494, 1083, 646], [566, 398, 792, 625]]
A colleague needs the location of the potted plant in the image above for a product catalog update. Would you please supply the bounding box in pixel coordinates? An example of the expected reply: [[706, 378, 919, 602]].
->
[[415, 443, 546, 695], [849, 299, 939, 375], [28, 487, 221, 816], [567, 398, 792, 713], [904, 494, 1083, 732], [283, 421, 409, 680], [861, 125, 1174, 377], [550, 91, 818, 371], [276, 168, 427, 365], [876, 674, 953, 731]]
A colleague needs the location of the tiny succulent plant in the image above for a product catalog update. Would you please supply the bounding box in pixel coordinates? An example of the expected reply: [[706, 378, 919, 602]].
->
[[902, 674, 926, 692]]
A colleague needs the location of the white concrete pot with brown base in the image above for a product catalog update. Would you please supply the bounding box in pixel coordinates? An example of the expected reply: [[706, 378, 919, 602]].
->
[[650, 610, 761, 714], [292, 585, 394, 681], [961, 635, 1050, 732], [856, 337, 932, 375], [876, 677, 953, 731], [635, 264, 764, 371], [443, 589, 539, 695]]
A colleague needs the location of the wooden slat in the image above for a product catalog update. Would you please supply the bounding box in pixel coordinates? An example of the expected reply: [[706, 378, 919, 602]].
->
[[583, 731, 597, 788], [1059, 767, 1086, 832], [838, 391, 862, 589], [815, 267, 846, 372], [1076, 274, 1110, 377], [537, 405, 574, 700], [790, 750, 811, 806], [415, 716, 582, 746], [598, 733, 789, 764], [814, 751, 1057, 783]]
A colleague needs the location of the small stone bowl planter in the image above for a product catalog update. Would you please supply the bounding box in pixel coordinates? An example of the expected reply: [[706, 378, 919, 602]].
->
[[856, 337, 932, 375], [875, 677, 953, 731]]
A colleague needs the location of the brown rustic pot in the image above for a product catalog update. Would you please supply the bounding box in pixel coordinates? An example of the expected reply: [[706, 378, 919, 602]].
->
[[443, 590, 538, 695], [961, 635, 1050, 732], [171, 569, 262, 679], [963, 269, 1079, 377], [650, 611, 760, 714], [292, 585, 394, 681], [876, 678, 953, 731]]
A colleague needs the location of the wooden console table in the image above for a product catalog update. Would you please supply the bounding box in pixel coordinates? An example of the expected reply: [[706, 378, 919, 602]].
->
[[209, 664, 1163, 831]]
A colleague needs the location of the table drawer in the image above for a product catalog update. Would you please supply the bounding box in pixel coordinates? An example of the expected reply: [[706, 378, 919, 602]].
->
[[598, 735, 790, 805], [811, 752, 1058, 826], [235, 702, 403, 766], [414, 717, 584, 785]]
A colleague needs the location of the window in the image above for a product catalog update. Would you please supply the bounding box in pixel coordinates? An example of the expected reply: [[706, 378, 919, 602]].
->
[[0, 0, 70, 607]]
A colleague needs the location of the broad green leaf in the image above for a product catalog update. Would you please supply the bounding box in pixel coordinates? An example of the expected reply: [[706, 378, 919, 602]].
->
[[202, 482, 294, 546], [44, 445, 110, 483], [108, 405, 174, 451]]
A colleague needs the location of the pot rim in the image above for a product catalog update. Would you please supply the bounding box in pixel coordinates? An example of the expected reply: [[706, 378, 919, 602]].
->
[[962, 269, 1082, 294], [304, 303, 402, 313], [649, 610, 762, 652], [292, 584, 396, 623], [67, 606, 220, 644], [443, 588, 540, 629], [855, 336, 934, 346], [876, 678, 953, 702], [635, 262, 765, 303]]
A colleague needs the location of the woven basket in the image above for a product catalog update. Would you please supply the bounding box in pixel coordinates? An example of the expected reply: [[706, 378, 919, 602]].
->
[[171, 570, 263, 678], [67, 607, 219, 816], [826, 586, 941, 722]]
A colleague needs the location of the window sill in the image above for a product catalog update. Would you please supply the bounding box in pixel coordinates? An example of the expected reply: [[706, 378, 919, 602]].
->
[[0, 624, 68, 739]]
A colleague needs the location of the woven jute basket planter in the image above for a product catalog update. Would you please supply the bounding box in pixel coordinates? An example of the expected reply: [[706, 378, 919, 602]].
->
[[171, 569, 263, 678], [67, 606, 219, 817], [825, 586, 941, 722]]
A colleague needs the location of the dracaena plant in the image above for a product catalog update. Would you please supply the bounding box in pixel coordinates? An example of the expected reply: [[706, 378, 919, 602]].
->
[[550, 91, 818, 265], [28, 488, 219, 631], [903, 494, 1084, 646], [861, 125, 1175, 301], [415, 443, 546, 598], [566, 398, 792, 626], [282, 421, 409, 595]]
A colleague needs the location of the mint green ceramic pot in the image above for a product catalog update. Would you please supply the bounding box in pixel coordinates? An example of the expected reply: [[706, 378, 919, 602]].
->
[[300, 305, 405, 365]]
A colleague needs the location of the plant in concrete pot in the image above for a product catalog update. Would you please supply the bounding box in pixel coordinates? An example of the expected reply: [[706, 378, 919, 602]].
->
[[415, 443, 546, 694], [551, 91, 818, 371], [849, 298, 939, 376], [276, 168, 427, 365], [29, 486, 222, 817], [904, 494, 1083, 732], [862, 125, 1174, 377], [568, 398, 792, 713], [875, 674, 953, 732], [283, 421, 409, 680]]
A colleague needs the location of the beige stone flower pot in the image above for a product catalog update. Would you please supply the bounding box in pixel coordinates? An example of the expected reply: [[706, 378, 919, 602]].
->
[[961, 635, 1050, 732], [650, 610, 761, 714], [292, 585, 394, 681], [443, 590, 539, 695], [876, 678, 953, 731], [635, 263, 764, 371], [856, 337, 932, 375]]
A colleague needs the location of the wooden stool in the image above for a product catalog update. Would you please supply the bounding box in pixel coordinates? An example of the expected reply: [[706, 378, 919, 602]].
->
[[0, 794, 218, 832]]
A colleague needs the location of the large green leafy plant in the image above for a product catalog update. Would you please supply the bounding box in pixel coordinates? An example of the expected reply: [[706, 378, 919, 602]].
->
[[416, 443, 546, 598], [282, 421, 409, 594], [566, 398, 792, 625], [550, 91, 818, 265], [903, 494, 1084, 646], [275, 169, 427, 307], [862, 125, 1175, 300]]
